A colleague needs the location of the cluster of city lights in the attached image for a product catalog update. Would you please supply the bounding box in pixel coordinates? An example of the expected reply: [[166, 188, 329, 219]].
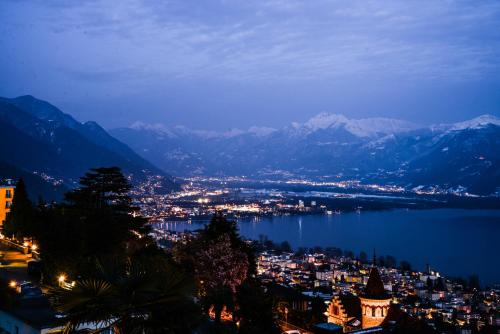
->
[[22, 241, 38, 251]]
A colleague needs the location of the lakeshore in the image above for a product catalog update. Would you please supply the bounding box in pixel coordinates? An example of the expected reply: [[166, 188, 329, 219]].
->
[[155, 208, 500, 286]]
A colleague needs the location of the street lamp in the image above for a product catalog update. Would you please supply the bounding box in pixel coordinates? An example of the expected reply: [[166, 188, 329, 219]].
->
[[9, 280, 16, 288], [31, 244, 38, 251], [58, 274, 66, 287]]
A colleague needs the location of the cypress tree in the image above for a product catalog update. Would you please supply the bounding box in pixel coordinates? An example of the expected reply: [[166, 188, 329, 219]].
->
[[3, 178, 35, 240]]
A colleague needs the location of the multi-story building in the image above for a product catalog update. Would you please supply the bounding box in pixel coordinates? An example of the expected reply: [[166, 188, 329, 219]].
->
[[0, 182, 15, 227], [327, 266, 392, 331], [359, 267, 392, 329]]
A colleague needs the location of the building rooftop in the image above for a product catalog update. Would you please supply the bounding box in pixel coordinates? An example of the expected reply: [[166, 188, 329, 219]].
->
[[360, 267, 390, 300]]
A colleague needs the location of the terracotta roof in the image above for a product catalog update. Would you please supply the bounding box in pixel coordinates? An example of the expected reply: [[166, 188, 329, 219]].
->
[[360, 267, 390, 300]]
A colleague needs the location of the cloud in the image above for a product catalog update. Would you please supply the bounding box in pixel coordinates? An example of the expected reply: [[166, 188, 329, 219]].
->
[[1, 0, 500, 90]]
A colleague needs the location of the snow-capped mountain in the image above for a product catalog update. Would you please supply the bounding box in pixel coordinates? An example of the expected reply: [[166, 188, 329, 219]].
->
[[298, 113, 419, 137], [111, 113, 500, 195], [449, 114, 500, 131], [128, 113, 419, 140]]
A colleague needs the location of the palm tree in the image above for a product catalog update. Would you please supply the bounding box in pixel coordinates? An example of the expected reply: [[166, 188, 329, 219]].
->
[[52, 252, 201, 333]]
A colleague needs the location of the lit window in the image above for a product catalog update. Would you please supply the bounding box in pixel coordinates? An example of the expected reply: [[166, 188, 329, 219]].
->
[[5, 201, 11, 209]]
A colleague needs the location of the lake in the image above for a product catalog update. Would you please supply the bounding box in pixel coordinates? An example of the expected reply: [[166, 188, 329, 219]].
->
[[157, 209, 500, 286]]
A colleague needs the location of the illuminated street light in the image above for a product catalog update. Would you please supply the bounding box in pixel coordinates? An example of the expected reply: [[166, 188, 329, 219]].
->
[[23, 242, 29, 247], [31, 244, 38, 251], [9, 280, 16, 288], [58, 274, 66, 284]]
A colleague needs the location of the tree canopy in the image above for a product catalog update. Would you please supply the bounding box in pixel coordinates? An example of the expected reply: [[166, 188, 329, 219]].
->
[[44, 167, 201, 332], [3, 178, 36, 240], [35, 167, 150, 279], [174, 214, 279, 333]]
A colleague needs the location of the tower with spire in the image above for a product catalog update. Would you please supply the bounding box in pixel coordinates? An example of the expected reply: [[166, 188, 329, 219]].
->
[[359, 259, 392, 328], [327, 248, 392, 330]]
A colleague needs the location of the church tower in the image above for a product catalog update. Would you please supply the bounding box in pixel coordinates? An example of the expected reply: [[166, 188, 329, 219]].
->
[[359, 266, 391, 329]]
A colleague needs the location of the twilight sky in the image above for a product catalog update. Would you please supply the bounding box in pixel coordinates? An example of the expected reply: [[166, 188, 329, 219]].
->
[[1, 0, 500, 130]]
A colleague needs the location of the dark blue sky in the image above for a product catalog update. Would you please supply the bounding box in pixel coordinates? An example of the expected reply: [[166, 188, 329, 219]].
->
[[1, 0, 499, 130]]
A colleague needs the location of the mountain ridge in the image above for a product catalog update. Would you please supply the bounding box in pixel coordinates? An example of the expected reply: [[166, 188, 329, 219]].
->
[[111, 113, 500, 195], [0, 96, 178, 199], [121, 112, 499, 139]]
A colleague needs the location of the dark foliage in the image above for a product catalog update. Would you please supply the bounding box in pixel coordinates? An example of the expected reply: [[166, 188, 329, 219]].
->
[[35, 167, 151, 279], [40, 167, 201, 332], [175, 214, 280, 333], [236, 281, 281, 334], [3, 178, 36, 240]]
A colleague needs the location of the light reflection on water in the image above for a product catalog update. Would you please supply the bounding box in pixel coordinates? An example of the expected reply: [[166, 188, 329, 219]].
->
[[156, 209, 500, 285]]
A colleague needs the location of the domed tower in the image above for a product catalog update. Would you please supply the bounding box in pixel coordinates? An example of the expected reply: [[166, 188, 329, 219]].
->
[[359, 267, 391, 329]]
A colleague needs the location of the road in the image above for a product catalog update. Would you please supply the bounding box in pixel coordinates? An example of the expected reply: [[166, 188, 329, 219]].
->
[[0, 242, 31, 283]]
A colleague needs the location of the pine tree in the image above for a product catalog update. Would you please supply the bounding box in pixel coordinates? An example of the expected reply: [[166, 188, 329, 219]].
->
[[63, 166, 149, 256], [35, 167, 149, 279], [65, 167, 133, 213]]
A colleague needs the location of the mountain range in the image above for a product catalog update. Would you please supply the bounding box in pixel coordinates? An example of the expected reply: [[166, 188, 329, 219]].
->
[[1, 94, 498, 197], [111, 113, 500, 195], [0, 95, 177, 199]]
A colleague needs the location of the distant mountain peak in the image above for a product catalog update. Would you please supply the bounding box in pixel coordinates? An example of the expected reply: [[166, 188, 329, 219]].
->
[[450, 114, 500, 131], [9, 95, 81, 129], [131, 121, 167, 131], [126, 112, 498, 142], [130, 121, 178, 138], [300, 112, 418, 137], [127, 113, 419, 140], [304, 113, 349, 130], [248, 126, 277, 137], [15, 94, 37, 100], [129, 121, 276, 139]]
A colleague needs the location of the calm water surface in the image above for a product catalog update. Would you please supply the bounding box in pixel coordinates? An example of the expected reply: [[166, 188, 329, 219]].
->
[[160, 209, 500, 286]]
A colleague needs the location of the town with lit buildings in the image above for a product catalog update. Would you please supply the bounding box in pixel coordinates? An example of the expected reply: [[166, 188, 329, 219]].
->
[[150, 227, 500, 334], [129, 174, 498, 226], [131, 175, 500, 333], [131, 176, 335, 221], [0, 173, 499, 333], [254, 249, 500, 333]]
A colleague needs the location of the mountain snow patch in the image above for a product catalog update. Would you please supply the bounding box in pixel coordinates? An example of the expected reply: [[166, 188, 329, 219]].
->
[[450, 114, 500, 131], [302, 113, 418, 137]]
